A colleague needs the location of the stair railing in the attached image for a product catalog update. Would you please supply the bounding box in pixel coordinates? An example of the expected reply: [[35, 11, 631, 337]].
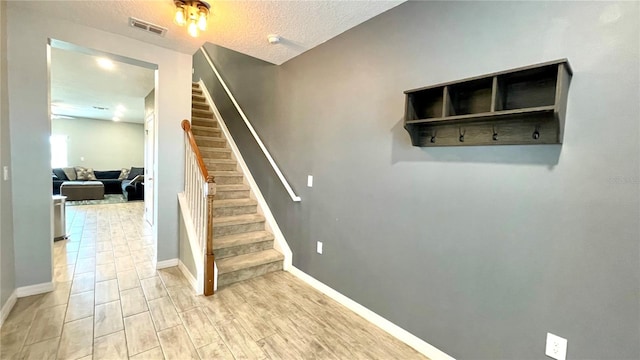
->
[[181, 119, 216, 295], [199, 47, 301, 202]]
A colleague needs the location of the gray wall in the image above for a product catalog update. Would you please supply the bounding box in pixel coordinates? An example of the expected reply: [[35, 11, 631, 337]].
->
[[0, 0, 16, 310], [195, 2, 640, 359], [51, 118, 144, 170]]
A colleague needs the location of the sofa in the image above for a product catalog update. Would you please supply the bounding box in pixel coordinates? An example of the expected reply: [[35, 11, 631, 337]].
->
[[52, 166, 145, 201]]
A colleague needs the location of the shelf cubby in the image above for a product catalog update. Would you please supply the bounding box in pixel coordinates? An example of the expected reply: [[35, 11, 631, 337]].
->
[[403, 59, 572, 146], [446, 78, 493, 116]]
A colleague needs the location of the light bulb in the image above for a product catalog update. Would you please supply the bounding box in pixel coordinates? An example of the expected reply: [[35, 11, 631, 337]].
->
[[188, 20, 199, 37], [96, 57, 114, 70], [197, 10, 207, 31], [175, 7, 186, 26]]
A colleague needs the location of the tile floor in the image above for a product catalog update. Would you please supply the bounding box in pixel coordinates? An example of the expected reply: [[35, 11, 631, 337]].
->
[[1, 202, 426, 359]]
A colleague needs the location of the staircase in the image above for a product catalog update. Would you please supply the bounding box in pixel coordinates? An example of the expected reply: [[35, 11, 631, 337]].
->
[[191, 83, 284, 288]]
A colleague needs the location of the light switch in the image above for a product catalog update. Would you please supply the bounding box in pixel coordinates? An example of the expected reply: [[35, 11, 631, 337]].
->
[[3, 166, 8, 181], [307, 175, 313, 187]]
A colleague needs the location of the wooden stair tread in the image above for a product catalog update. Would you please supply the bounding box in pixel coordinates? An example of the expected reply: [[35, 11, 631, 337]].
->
[[216, 249, 283, 274], [213, 198, 257, 208], [199, 146, 231, 152], [211, 170, 242, 176], [213, 231, 273, 250], [191, 116, 215, 121], [204, 158, 236, 164], [216, 184, 250, 191], [214, 213, 264, 226], [195, 135, 224, 140], [191, 125, 218, 130]]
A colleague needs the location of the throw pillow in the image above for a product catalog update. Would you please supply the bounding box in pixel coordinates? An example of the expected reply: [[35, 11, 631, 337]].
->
[[127, 167, 144, 180], [62, 167, 77, 181], [118, 168, 130, 181], [52, 168, 68, 180], [75, 166, 96, 181], [86, 168, 97, 181]]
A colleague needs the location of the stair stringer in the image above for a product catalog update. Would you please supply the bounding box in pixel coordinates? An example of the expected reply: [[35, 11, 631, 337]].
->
[[197, 80, 293, 271]]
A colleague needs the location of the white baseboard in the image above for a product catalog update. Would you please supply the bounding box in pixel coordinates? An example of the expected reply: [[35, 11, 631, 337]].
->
[[288, 267, 455, 360], [16, 282, 54, 297], [178, 260, 198, 293], [156, 259, 179, 269], [0, 290, 17, 328]]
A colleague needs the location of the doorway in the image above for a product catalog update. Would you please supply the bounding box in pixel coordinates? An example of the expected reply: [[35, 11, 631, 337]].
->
[[49, 39, 159, 274]]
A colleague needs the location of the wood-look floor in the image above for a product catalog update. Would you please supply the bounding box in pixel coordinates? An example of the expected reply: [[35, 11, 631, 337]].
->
[[0, 202, 426, 359]]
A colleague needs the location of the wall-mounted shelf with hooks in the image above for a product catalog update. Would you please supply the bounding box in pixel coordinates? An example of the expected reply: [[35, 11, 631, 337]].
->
[[403, 59, 572, 146]]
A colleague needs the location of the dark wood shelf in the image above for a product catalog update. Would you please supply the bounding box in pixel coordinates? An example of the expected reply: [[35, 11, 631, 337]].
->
[[405, 105, 556, 125], [404, 59, 572, 146]]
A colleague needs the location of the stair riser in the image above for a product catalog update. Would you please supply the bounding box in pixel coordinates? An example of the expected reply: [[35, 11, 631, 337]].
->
[[215, 190, 250, 200], [192, 102, 209, 111], [214, 221, 264, 237], [205, 162, 237, 171], [215, 240, 273, 259], [192, 110, 214, 119], [192, 118, 218, 127], [214, 175, 244, 185], [201, 150, 231, 160], [196, 139, 227, 148], [214, 205, 257, 218], [192, 89, 203, 95], [192, 95, 206, 101], [218, 261, 282, 287], [192, 128, 221, 137]]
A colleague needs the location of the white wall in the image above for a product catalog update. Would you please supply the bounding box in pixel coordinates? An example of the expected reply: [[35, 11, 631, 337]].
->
[[0, 0, 16, 310], [7, 4, 191, 287], [52, 118, 144, 170]]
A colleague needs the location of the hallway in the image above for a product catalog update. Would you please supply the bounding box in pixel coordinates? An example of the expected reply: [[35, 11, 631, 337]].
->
[[0, 202, 424, 359]]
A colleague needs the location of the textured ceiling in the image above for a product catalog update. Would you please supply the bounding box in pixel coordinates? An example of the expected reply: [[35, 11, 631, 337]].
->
[[10, 0, 404, 65], [51, 47, 155, 124]]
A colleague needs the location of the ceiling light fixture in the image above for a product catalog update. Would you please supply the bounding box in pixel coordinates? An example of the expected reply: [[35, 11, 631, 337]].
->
[[96, 57, 115, 70], [174, 0, 210, 37]]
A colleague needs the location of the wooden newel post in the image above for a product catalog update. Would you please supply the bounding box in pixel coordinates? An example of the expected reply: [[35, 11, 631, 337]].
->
[[204, 176, 216, 296]]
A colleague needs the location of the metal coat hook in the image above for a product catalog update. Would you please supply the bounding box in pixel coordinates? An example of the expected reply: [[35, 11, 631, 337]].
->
[[492, 126, 498, 141], [532, 125, 540, 140], [459, 128, 465, 142]]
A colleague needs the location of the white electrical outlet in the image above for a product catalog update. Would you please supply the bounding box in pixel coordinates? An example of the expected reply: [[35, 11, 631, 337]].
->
[[3, 166, 8, 181], [316, 241, 323, 254], [545, 333, 567, 360], [307, 175, 313, 187]]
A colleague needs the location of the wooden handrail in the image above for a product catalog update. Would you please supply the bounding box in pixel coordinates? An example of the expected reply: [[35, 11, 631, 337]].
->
[[199, 48, 301, 202], [181, 119, 214, 183]]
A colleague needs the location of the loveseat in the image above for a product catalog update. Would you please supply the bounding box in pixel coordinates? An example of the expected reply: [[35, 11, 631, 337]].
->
[[52, 166, 144, 201]]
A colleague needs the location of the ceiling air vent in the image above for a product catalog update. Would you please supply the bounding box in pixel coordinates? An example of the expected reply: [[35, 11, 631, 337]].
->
[[129, 17, 167, 37]]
